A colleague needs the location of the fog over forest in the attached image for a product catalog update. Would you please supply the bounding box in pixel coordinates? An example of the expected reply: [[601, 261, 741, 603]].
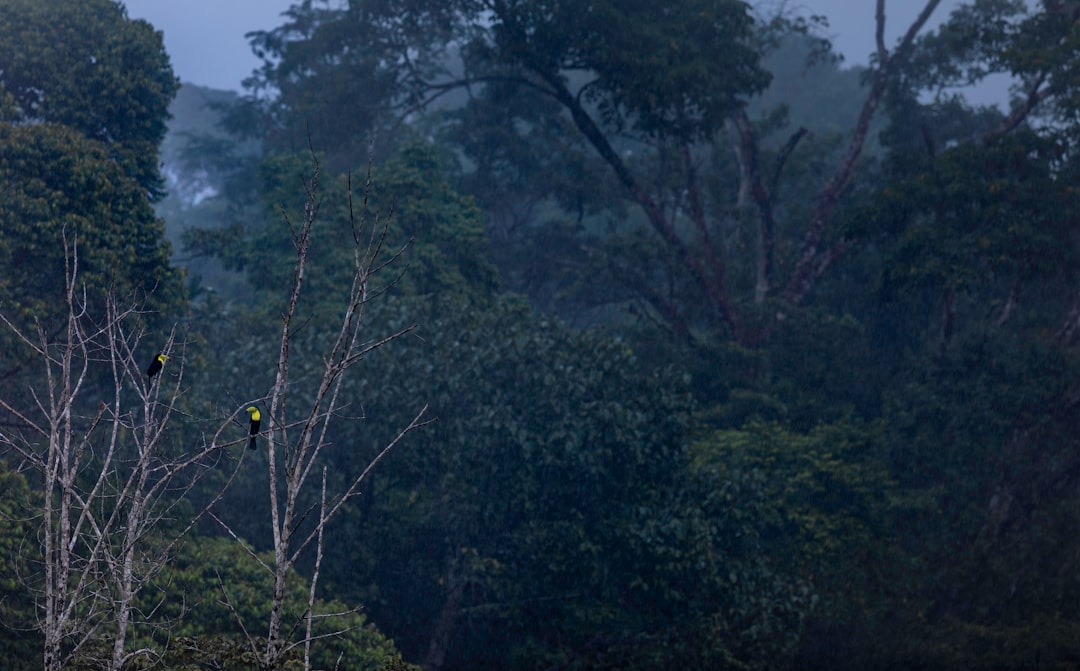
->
[[2, 1, 1079, 670]]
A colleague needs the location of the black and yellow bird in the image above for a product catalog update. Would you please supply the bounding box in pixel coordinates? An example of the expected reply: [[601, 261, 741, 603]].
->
[[246, 406, 261, 450], [146, 354, 166, 381]]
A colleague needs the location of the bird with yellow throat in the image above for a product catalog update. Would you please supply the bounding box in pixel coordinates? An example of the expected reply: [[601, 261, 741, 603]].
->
[[146, 353, 166, 382], [246, 406, 261, 450]]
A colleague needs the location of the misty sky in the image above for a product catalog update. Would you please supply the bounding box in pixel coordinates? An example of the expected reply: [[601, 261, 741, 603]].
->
[[121, 0, 1007, 103]]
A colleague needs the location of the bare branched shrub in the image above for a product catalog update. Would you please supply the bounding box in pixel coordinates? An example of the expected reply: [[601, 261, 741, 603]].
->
[[208, 149, 431, 670], [0, 234, 251, 671]]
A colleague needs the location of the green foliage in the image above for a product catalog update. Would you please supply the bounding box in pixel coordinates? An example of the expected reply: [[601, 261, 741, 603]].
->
[[883, 328, 1078, 551], [123, 536, 410, 670], [874, 133, 1074, 306], [914, 614, 1080, 670], [694, 421, 897, 604], [903, 0, 1080, 133], [224, 0, 905, 351], [0, 0, 184, 382], [0, 122, 185, 371], [0, 464, 40, 668], [184, 138, 497, 313], [479, 0, 769, 142], [0, 0, 179, 197], [155, 84, 271, 300], [131, 2, 1080, 668], [448, 24, 877, 333], [247, 299, 809, 670], [241, 0, 769, 162], [238, 0, 467, 166], [370, 140, 500, 305]]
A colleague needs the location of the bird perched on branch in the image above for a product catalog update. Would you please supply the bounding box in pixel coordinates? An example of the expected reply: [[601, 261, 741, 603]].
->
[[146, 354, 166, 381], [246, 406, 261, 450]]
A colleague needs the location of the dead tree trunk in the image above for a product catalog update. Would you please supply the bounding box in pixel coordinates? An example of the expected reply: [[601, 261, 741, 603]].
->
[[203, 151, 431, 670], [0, 238, 248, 670]]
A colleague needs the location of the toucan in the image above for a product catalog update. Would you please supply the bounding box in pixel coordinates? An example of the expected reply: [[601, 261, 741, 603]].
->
[[246, 406, 261, 450], [146, 353, 166, 381]]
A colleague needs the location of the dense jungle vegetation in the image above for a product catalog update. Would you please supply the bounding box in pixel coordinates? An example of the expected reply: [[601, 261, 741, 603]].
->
[[2, 0, 1080, 669]]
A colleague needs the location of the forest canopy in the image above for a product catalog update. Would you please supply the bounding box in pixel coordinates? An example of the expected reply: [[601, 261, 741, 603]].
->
[[2, 0, 1080, 669]]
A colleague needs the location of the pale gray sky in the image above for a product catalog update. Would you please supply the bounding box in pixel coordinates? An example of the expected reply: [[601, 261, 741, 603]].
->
[[122, 0, 294, 90], [122, 0, 1008, 104]]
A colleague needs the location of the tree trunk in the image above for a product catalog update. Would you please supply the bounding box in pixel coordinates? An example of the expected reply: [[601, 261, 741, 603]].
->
[[423, 566, 466, 671]]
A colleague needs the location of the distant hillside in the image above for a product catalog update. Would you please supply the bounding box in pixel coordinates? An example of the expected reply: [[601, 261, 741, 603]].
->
[[160, 83, 244, 206], [162, 84, 239, 160], [157, 83, 255, 299]]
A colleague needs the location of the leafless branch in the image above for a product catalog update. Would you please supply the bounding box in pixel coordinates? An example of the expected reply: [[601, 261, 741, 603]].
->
[[0, 235, 254, 670], [228, 146, 431, 670]]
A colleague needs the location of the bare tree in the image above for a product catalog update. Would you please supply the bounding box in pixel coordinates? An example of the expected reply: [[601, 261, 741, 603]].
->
[[0, 149, 428, 669], [208, 150, 431, 670], [0, 235, 250, 671]]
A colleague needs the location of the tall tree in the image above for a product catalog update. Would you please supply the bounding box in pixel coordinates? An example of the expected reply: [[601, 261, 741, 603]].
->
[[860, 126, 1080, 667], [235, 0, 959, 344], [0, 123, 184, 381], [0, 0, 183, 379], [0, 0, 179, 198], [298, 299, 814, 671], [185, 139, 498, 307]]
